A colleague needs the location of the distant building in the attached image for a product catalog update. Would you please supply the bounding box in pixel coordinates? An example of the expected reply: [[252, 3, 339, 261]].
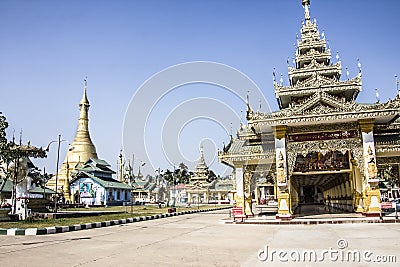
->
[[186, 147, 233, 204], [131, 174, 167, 204]]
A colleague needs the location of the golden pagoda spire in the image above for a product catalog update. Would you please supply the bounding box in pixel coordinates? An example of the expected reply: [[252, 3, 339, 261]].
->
[[78, 78, 90, 131], [48, 79, 98, 201], [71, 78, 98, 162], [80, 78, 89, 106]]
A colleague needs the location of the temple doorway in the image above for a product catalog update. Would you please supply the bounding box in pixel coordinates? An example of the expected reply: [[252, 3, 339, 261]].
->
[[303, 185, 316, 204], [291, 150, 355, 215]]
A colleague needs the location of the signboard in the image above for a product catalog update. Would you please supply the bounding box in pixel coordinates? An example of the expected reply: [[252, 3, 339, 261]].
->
[[289, 130, 357, 142], [232, 207, 244, 216], [80, 182, 94, 198], [381, 202, 394, 209]]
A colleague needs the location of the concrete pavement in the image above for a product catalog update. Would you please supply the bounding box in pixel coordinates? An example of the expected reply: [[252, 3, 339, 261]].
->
[[0, 209, 399, 266]]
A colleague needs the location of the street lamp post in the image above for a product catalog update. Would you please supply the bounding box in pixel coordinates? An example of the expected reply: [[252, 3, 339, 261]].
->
[[46, 134, 68, 214], [54, 134, 62, 213], [155, 168, 163, 206], [130, 173, 135, 214], [43, 167, 46, 199]]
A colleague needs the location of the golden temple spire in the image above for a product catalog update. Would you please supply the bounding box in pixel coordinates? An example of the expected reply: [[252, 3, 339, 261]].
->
[[80, 77, 89, 107], [77, 78, 91, 132], [68, 79, 98, 163], [70, 79, 98, 161], [47, 79, 98, 201]]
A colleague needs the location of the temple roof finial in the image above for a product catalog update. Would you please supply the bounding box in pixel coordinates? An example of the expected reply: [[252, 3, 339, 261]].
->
[[302, 0, 311, 21], [246, 90, 253, 117], [273, 67, 276, 81], [80, 77, 89, 106], [198, 145, 206, 166], [375, 88, 380, 104]]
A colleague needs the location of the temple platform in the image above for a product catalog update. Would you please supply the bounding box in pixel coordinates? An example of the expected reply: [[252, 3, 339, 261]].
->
[[224, 204, 399, 224]]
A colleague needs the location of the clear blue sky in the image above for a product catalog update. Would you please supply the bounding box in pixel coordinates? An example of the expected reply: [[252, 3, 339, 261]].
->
[[1, 0, 399, 176]]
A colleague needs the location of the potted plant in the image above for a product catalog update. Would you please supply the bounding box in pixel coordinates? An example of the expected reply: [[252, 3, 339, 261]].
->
[[0, 201, 12, 221]]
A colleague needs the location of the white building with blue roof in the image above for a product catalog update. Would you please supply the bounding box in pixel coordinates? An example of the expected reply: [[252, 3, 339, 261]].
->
[[69, 158, 131, 206]]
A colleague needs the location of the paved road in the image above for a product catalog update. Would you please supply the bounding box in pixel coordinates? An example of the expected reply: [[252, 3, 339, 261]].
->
[[0, 210, 399, 266]]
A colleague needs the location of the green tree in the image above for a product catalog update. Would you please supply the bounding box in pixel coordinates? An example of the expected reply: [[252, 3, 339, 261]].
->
[[162, 162, 192, 185], [207, 170, 217, 183], [0, 113, 10, 197], [0, 112, 48, 188], [178, 162, 188, 171], [162, 169, 174, 184], [0, 112, 10, 163]]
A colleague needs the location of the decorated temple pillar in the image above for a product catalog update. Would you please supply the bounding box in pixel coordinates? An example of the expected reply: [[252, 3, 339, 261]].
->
[[233, 164, 252, 215], [243, 168, 254, 216], [351, 158, 364, 212], [234, 166, 244, 207], [273, 125, 291, 219], [359, 119, 381, 216]]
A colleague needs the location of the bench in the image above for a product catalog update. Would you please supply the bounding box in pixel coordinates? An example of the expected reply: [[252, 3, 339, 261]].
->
[[255, 204, 278, 214], [168, 208, 176, 213], [232, 207, 246, 222]]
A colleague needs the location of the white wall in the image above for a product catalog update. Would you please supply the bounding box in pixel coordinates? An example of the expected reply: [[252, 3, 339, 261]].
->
[[70, 178, 106, 205]]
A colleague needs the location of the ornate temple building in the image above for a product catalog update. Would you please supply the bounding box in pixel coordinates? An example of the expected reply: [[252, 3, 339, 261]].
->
[[186, 147, 233, 204], [219, 0, 400, 218]]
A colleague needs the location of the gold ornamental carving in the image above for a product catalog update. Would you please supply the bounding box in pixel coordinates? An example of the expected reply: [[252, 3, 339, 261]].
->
[[286, 138, 364, 178], [366, 146, 378, 180], [359, 118, 375, 133], [273, 125, 287, 139], [276, 151, 286, 184]]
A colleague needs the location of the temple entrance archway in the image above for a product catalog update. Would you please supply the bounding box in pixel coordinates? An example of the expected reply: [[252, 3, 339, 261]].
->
[[290, 150, 355, 215]]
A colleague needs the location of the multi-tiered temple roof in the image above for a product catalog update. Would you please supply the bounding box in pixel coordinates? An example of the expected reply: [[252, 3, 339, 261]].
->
[[245, 0, 400, 127], [190, 147, 210, 185], [275, 0, 360, 109]]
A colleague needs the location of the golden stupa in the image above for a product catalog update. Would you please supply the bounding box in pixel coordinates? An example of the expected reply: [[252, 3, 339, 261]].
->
[[47, 80, 98, 201]]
